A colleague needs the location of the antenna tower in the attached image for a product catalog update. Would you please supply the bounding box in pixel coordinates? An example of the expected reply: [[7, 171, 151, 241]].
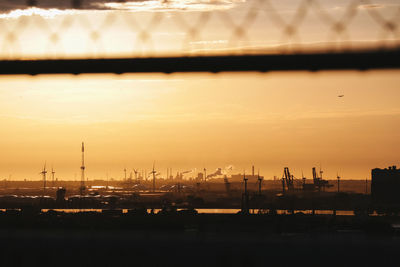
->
[[80, 142, 85, 196]]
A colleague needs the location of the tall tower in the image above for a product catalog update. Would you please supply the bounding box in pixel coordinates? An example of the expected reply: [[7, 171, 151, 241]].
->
[[80, 142, 85, 196]]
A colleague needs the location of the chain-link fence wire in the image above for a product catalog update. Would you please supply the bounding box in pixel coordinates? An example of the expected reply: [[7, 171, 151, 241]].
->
[[0, 0, 398, 60]]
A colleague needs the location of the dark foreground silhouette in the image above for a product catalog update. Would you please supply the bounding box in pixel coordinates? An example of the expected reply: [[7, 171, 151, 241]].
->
[[0, 211, 400, 267]]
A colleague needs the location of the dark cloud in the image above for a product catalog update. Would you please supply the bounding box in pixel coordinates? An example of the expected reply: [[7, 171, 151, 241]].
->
[[0, 0, 129, 12]]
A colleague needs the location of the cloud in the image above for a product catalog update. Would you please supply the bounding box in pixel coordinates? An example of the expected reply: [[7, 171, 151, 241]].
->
[[0, 7, 80, 19], [0, 0, 246, 15], [357, 4, 385, 10], [96, 0, 246, 12]]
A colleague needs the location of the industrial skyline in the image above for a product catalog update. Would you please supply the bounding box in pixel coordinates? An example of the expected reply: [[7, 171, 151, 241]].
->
[[1, 143, 398, 182]]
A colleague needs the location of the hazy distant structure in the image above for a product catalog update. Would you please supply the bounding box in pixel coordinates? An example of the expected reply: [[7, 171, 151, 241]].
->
[[371, 166, 400, 204], [80, 142, 85, 196], [175, 172, 183, 180], [40, 162, 47, 196], [337, 172, 341, 193]]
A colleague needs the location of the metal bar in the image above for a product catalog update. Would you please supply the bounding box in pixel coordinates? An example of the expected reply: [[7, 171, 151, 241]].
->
[[0, 49, 399, 75]]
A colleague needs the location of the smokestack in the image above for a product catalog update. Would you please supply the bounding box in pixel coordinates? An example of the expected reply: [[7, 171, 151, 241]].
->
[[252, 165, 254, 176]]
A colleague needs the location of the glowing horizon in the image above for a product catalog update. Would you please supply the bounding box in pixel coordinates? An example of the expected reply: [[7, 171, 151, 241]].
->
[[0, 70, 399, 181]]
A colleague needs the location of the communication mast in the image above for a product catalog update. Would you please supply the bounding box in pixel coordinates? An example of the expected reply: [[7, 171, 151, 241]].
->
[[80, 142, 85, 196]]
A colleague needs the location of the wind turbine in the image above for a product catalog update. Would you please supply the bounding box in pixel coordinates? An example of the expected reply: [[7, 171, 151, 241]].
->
[[133, 168, 139, 183], [337, 172, 341, 193], [40, 162, 47, 196], [149, 162, 157, 192], [51, 166, 55, 187]]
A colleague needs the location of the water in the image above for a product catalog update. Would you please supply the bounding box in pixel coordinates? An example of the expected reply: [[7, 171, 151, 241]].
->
[[38, 208, 357, 215]]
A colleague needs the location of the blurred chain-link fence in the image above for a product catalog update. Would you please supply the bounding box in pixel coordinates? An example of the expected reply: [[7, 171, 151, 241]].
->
[[0, 0, 399, 74]]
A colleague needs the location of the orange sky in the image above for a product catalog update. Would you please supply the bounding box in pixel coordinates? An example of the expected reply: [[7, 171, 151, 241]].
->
[[0, 70, 399, 180], [0, 1, 399, 180]]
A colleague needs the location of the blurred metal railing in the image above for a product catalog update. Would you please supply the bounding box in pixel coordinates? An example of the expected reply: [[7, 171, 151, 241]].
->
[[1, 49, 399, 75], [0, 0, 398, 74]]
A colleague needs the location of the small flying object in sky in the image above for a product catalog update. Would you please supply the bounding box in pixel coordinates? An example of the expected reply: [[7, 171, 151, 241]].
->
[[338, 95, 344, 97]]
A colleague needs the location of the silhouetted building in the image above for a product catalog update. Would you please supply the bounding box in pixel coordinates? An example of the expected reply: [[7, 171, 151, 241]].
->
[[371, 166, 400, 204]]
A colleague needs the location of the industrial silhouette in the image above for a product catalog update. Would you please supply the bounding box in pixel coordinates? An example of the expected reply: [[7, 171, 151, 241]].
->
[[0, 142, 398, 267]]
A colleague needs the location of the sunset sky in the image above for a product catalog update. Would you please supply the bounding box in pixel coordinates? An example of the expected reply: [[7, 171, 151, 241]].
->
[[0, 0, 399, 181]]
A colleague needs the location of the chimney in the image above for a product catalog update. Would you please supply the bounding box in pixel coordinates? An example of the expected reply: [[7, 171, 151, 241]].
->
[[252, 165, 254, 176]]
